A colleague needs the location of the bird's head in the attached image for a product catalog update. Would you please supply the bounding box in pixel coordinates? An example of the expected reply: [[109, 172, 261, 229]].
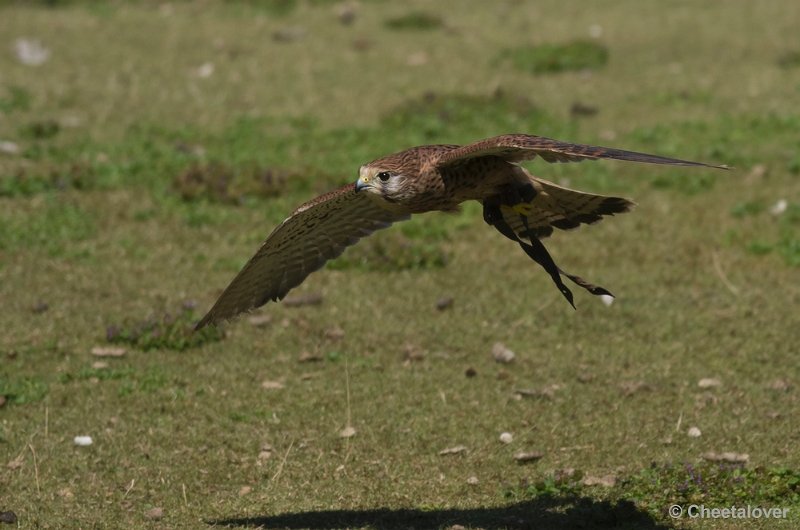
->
[[355, 164, 415, 205]]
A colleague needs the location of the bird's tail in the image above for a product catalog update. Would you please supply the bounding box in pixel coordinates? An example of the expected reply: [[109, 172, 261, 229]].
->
[[498, 173, 635, 240]]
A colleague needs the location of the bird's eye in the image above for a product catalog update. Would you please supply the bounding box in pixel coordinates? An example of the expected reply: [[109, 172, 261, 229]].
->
[[377, 171, 392, 182]]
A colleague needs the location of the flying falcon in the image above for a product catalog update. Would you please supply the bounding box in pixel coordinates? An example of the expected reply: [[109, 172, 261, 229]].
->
[[195, 134, 724, 329]]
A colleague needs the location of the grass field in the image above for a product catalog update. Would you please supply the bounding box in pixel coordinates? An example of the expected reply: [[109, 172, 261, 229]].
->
[[1, 1, 799, 528]]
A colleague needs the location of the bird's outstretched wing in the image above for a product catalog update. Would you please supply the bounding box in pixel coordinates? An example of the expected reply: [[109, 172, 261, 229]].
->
[[195, 184, 409, 329], [436, 133, 728, 168]]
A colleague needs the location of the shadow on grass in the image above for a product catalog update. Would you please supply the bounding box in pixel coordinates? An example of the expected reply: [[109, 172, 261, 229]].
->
[[209, 496, 672, 529]]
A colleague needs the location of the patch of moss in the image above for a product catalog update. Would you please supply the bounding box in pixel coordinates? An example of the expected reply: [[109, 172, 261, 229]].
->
[[501, 40, 609, 74], [507, 462, 800, 525], [223, 0, 298, 16], [506, 468, 585, 500], [0, 376, 48, 405], [778, 50, 800, 69], [106, 304, 224, 351], [173, 162, 292, 204], [622, 462, 800, 516], [0, 85, 32, 114], [381, 90, 557, 143], [384, 11, 443, 31], [731, 200, 766, 218], [0, 162, 99, 197], [20, 119, 60, 140]]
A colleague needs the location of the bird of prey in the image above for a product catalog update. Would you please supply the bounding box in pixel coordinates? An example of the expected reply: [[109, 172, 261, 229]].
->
[[195, 134, 724, 329]]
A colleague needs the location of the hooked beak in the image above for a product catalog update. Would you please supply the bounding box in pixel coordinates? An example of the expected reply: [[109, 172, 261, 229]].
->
[[355, 178, 369, 193]]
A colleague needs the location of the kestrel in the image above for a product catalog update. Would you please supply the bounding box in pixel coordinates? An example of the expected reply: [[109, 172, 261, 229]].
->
[[195, 134, 724, 329]]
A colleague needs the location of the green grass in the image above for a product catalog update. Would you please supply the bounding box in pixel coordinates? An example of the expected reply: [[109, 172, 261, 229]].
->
[[621, 463, 800, 513], [106, 304, 225, 351], [0, 376, 49, 406], [384, 11, 444, 31], [1, 1, 800, 528], [0, 196, 95, 254], [504, 462, 800, 523], [0, 85, 32, 113], [500, 40, 609, 74], [777, 50, 800, 69]]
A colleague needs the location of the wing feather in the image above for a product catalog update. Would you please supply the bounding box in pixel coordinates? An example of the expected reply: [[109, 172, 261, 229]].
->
[[437, 133, 728, 169], [196, 184, 409, 328]]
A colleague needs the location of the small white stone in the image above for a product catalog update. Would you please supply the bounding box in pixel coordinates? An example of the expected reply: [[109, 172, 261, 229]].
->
[[770, 199, 788, 216], [439, 445, 467, 456], [339, 426, 356, 438], [702, 451, 749, 463], [687, 426, 702, 438], [600, 294, 615, 307], [582, 474, 616, 487], [73, 436, 93, 446], [195, 62, 214, 78], [91, 346, 126, 357], [513, 450, 544, 463], [499, 432, 513, 444], [491, 342, 515, 363], [466, 476, 479, 485], [14, 38, 50, 66], [698, 378, 721, 389], [0, 141, 20, 155]]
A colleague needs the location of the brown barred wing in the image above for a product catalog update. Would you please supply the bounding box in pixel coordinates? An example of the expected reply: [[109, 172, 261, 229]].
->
[[195, 184, 409, 328]]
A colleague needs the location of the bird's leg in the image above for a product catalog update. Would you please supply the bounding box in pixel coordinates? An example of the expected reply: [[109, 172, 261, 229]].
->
[[518, 183, 537, 203], [482, 199, 519, 241], [483, 200, 576, 308], [517, 214, 576, 309], [513, 182, 614, 298], [483, 196, 615, 306], [518, 213, 615, 300], [559, 270, 614, 297]]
